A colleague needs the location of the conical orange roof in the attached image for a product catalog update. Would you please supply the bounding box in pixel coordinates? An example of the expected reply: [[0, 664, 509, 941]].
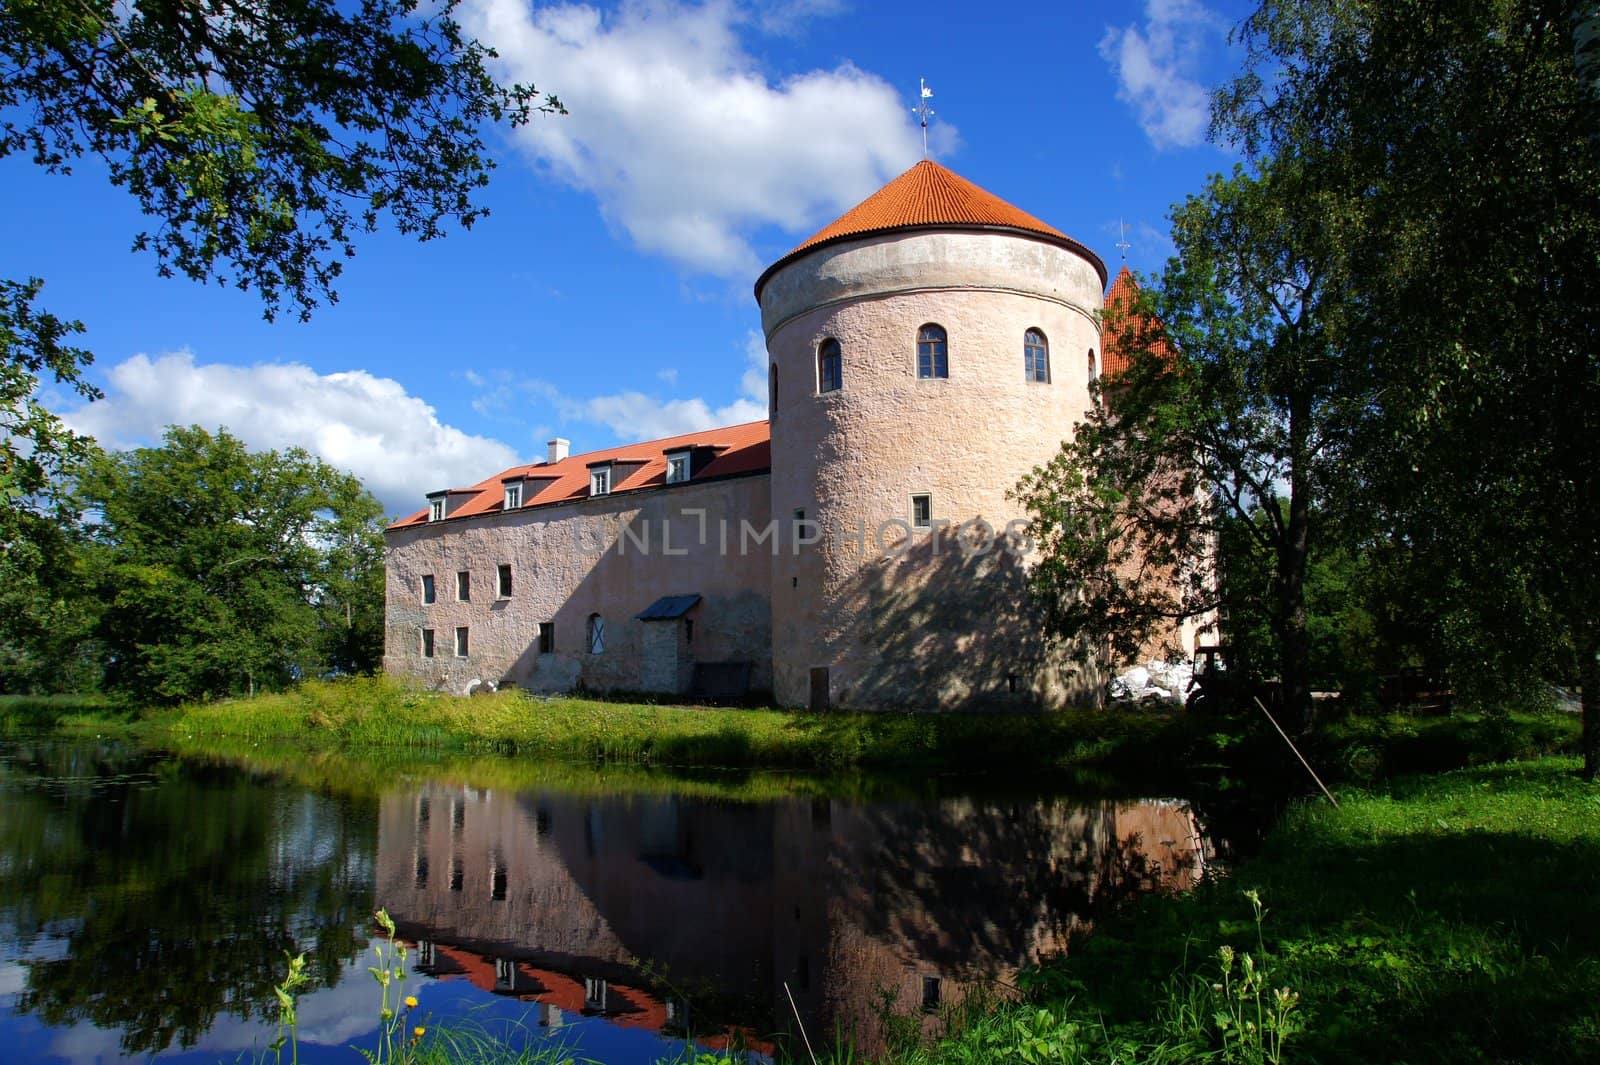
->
[[755, 160, 1104, 298]]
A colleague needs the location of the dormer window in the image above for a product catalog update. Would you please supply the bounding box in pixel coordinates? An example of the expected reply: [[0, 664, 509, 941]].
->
[[428, 497, 445, 522], [504, 482, 522, 510], [590, 467, 611, 496], [666, 450, 691, 485]]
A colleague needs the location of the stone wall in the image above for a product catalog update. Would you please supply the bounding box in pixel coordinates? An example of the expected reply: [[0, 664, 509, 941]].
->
[[761, 230, 1109, 709], [384, 474, 773, 695]]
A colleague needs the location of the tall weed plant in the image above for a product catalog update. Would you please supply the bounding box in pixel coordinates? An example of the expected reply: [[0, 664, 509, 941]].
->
[[259, 908, 590, 1065]]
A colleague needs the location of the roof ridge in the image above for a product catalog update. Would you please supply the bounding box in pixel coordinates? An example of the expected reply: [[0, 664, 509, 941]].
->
[[388, 420, 772, 531]]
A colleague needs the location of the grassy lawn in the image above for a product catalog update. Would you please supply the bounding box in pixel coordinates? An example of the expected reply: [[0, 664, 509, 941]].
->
[[122, 676, 1192, 781], [3, 677, 1580, 790], [874, 756, 1600, 1064]]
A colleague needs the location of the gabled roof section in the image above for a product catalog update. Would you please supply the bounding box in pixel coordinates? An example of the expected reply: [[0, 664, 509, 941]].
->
[[1100, 265, 1172, 378], [755, 160, 1106, 299], [389, 420, 770, 531]]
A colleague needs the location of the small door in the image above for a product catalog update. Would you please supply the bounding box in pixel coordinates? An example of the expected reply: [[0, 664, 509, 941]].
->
[[809, 667, 830, 712]]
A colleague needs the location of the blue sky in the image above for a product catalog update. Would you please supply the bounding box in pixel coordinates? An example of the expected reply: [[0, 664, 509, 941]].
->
[[3, 0, 1250, 515]]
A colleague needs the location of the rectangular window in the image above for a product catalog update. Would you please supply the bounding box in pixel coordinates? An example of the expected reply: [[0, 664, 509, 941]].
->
[[504, 483, 521, 510], [685, 619, 694, 644], [665, 450, 690, 484], [420, 628, 435, 658], [584, 977, 608, 1011], [917, 327, 949, 379], [538, 622, 554, 654], [590, 467, 611, 496], [454, 626, 469, 657], [912, 493, 932, 530], [497, 563, 513, 598], [456, 571, 470, 602], [421, 574, 435, 604], [818, 341, 842, 393], [429, 498, 445, 522], [587, 615, 605, 655]]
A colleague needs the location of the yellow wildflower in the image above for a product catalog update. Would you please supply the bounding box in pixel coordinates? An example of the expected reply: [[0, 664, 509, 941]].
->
[[413, 1026, 426, 1038], [404, 996, 418, 1009]]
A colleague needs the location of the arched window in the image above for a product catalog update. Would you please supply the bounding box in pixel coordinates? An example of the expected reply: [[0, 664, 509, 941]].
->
[[817, 338, 842, 393], [587, 613, 604, 655], [1088, 348, 1098, 383], [769, 364, 778, 416], [1024, 329, 1050, 383], [917, 324, 948, 379]]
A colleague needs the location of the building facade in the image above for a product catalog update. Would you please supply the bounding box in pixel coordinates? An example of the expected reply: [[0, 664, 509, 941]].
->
[[384, 161, 1190, 708]]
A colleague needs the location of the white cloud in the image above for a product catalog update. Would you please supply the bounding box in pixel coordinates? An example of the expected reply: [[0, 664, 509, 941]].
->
[[749, 0, 848, 36], [461, 0, 927, 275], [61, 352, 521, 515], [1099, 0, 1227, 151], [557, 329, 766, 439]]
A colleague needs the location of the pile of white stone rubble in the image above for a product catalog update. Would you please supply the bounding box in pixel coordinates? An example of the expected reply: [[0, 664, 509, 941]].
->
[[1110, 659, 1195, 706]]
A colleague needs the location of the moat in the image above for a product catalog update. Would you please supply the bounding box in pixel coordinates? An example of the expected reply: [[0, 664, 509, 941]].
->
[[0, 738, 1217, 1063]]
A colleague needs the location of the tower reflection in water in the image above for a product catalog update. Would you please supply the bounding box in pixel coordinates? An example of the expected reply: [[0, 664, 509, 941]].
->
[[377, 787, 1211, 1057]]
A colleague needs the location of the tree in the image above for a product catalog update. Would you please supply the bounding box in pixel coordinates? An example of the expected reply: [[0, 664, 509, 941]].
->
[[1016, 160, 1365, 733], [0, 1, 556, 693], [314, 474, 388, 676], [0, 278, 103, 691], [80, 426, 386, 703], [1215, 0, 1600, 775], [0, 0, 561, 320]]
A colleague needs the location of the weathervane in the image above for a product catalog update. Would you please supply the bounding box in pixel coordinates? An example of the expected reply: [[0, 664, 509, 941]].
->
[[913, 78, 935, 158], [1116, 217, 1132, 260]]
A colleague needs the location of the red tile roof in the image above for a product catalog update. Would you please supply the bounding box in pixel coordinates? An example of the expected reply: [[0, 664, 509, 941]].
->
[[389, 420, 770, 531], [755, 160, 1106, 299], [1100, 265, 1172, 378]]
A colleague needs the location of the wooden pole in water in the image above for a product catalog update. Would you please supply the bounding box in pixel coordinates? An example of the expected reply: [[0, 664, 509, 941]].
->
[[1253, 695, 1339, 807], [783, 981, 819, 1065]]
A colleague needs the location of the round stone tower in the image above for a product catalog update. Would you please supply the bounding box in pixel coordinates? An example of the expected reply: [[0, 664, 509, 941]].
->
[[755, 161, 1109, 710]]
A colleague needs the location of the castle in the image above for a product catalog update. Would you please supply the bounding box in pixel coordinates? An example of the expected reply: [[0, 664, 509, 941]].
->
[[384, 160, 1189, 709]]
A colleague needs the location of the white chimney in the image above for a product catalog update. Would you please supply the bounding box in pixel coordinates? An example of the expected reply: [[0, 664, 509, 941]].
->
[[547, 438, 570, 464]]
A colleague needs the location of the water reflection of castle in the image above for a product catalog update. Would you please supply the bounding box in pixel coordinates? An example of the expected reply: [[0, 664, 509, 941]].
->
[[375, 786, 1210, 1053]]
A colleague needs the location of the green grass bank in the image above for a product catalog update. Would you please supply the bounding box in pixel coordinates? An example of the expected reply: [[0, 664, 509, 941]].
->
[[856, 756, 1599, 1065], [3, 677, 1579, 792], [124, 676, 1196, 781]]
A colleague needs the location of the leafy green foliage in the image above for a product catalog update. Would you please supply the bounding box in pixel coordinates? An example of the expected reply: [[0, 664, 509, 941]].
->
[[78, 426, 386, 703], [1213, 0, 1600, 773], [0, 278, 97, 510], [0, 0, 561, 696], [0, 278, 104, 692], [0, 0, 562, 320], [1016, 161, 1368, 730]]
